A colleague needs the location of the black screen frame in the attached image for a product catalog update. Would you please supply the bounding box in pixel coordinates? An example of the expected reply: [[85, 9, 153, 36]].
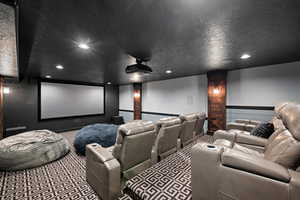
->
[[38, 79, 106, 121]]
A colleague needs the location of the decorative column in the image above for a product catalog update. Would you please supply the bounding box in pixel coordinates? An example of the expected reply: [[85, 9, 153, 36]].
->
[[0, 77, 4, 139], [133, 83, 142, 120], [207, 71, 227, 135]]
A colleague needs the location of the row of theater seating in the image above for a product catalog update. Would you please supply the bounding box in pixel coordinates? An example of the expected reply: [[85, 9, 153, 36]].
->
[[192, 102, 300, 200], [86, 112, 206, 200]]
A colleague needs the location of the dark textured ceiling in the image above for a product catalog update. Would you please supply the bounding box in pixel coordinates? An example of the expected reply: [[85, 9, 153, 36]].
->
[[15, 0, 300, 84]]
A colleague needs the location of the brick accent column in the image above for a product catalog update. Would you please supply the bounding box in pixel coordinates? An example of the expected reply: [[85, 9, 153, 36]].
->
[[207, 71, 227, 135], [0, 77, 4, 139], [133, 83, 142, 120]]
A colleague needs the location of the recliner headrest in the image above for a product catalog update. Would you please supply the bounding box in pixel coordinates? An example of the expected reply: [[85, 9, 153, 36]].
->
[[118, 120, 156, 136], [179, 113, 198, 121], [195, 112, 207, 119], [278, 103, 300, 141], [274, 102, 290, 116], [156, 117, 181, 128]]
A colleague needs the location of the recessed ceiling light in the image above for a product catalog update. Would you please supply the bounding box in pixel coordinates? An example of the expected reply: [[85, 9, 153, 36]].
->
[[107, 82, 112, 85], [78, 43, 90, 50], [45, 75, 52, 79], [56, 65, 64, 70], [240, 54, 251, 59], [165, 70, 172, 74]]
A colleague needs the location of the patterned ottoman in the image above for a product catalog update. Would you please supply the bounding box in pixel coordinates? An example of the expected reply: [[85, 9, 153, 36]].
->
[[0, 130, 70, 171], [123, 143, 193, 200]]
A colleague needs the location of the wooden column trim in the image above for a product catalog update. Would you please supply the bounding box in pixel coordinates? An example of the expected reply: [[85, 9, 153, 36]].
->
[[0, 77, 4, 139], [207, 71, 227, 135], [133, 83, 142, 120]]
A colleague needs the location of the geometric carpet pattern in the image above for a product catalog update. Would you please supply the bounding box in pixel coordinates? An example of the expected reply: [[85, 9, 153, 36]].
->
[[0, 147, 99, 200], [1, 130, 211, 200], [121, 142, 195, 200], [0, 131, 100, 200]]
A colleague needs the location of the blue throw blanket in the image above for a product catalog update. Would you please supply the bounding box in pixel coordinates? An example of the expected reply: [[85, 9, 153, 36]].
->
[[74, 124, 118, 155]]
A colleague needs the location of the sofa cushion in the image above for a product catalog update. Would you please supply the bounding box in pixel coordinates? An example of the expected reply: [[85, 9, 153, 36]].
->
[[250, 122, 274, 138], [265, 130, 300, 169]]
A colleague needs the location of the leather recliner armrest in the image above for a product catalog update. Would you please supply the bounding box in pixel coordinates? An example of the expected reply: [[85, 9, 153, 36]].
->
[[192, 142, 225, 200], [213, 130, 236, 142], [235, 119, 261, 126], [222, 149, 291, 183], [227, 122, 248, 131], [86, 143, 115, 163], [235, 119, 251, 124], [86, 143, 121, 200], [235, 133, 267, 147], [289, 170, 300, 200]]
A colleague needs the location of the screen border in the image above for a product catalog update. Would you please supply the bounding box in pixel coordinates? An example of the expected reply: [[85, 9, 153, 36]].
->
[[38, 79, 106, 121]]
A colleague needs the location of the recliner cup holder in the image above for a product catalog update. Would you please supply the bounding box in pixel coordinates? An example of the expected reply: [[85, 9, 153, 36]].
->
[[207, 145, 216, 149]]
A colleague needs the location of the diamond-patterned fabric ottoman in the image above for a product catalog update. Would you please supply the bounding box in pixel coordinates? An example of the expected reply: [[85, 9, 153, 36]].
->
[[123, 143, 194, 200]]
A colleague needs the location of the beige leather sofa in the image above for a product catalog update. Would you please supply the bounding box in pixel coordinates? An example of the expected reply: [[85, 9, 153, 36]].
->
[[86, 120, 157, 200], [227, 119, 261, 132], [192, 102, 300, 200], [226, 102, 290, 133], [179, 113, 198, 147], [152, 117, 182, 162]]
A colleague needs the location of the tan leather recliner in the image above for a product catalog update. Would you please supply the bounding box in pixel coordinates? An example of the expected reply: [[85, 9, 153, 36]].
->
[[179, 113, 198, 147], [192, 102, 300, 200], [194, 112, 206, 138], [86, 120, 157, 200], [226, 102, 290, 133], [227, 119, 261, 132], [152, 117, 182, 162]]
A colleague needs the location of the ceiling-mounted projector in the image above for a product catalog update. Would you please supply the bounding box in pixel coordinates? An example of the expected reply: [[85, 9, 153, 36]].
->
[[125, 58, 153, 74]]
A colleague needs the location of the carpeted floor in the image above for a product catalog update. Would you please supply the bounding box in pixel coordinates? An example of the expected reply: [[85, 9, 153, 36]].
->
[[0, 131, 212, 200], [0, 130, 100, 200]]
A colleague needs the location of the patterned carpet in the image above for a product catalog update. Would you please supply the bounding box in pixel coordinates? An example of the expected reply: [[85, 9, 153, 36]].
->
[[0, 130, 211, 200], [0, 131, 100, 200]]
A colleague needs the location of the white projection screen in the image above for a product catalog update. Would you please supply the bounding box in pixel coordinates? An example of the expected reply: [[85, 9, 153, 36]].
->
[[40, 81, 104, 120]]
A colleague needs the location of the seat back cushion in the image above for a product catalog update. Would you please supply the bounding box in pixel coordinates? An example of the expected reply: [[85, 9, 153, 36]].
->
[[119, 130, 157, 171], [180, 120, 197, 144], [194, 113, 206, 136], [113, 120, 157, 171], [265, 130, 300, 169], [158, 124, 182, 154]]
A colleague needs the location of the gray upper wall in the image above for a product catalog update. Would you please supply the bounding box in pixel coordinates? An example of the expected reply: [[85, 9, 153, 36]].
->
[[119, 61, 300, 116], [227, 61, 300, 106], [119, 75, 207, 114], [3, 78, 119, 137]]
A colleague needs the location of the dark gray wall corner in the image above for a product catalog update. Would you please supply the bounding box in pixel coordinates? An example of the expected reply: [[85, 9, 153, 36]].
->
[[3, 78, 119, 137]]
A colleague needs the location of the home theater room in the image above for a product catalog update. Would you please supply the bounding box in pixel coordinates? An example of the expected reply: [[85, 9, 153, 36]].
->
[[1, 0, 300, 200]]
